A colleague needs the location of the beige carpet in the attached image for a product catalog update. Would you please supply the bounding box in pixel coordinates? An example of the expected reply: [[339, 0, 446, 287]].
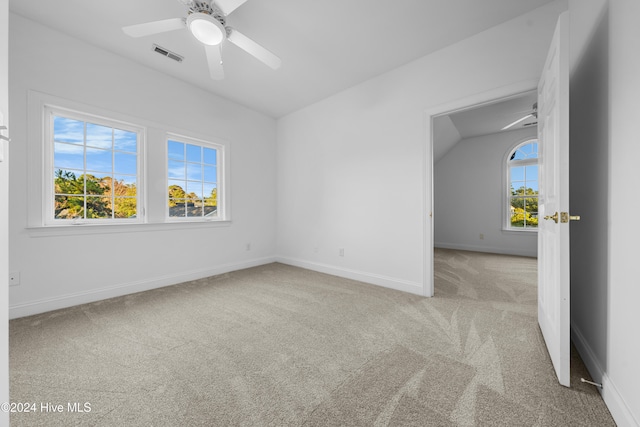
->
[[9, 249, 615, 426]]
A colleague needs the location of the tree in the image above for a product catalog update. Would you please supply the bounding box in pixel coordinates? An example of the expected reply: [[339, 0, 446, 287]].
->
[[511, 207, 538, 227], [168, 185, 186, 207], [510, 185, 538, 212], [54, 170, 83, 219], [54, 170, 111, 219], [55, 169, 83, 195], [102, 176, 137, 218], [204, 188, 217, 207]]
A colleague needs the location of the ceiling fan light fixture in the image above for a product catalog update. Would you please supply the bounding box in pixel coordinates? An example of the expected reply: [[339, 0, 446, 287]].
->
[[187, 13, 225, 46]]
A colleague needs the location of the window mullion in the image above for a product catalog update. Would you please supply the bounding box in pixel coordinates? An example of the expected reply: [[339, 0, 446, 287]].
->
[[83, 122, 88, 220], [111, 128, 115, 219], [48, 107, 142, 225], [507, 139, 539, 231], [167, 135, 222, 221]]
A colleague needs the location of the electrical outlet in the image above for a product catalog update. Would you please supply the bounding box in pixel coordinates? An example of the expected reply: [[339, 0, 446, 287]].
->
[[339, 248, 344, 257], [245, 243, 251, 251], [479, 233, 484, 240], [9, 271, 20, 286]]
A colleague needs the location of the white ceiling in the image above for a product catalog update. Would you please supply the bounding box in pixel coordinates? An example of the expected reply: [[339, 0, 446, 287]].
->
[[449, 91, 539, 139], [433, 91, 538, 162], [9, 0, 555, 118]]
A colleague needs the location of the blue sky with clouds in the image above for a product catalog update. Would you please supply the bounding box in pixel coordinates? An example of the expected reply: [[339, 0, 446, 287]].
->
[[54, 115, 137, 177], [168, 140, 218, 198]]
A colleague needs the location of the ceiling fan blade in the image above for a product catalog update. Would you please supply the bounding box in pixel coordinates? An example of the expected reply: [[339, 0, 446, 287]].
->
[[122, 18, 186, 38], [205, 45, 225, 80], [214, 0, 249, 16], [501, 114, 533, 131], [226, 28, 281, 70]]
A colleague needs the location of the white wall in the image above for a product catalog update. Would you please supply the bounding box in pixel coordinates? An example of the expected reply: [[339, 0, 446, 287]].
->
[[0, 0, 9, 422], [276, 1, 566, 294], [434, 128, 538, 257], [8, 14, 278, 318], [607, 0, 640, 424], [432, 115, 461, 163], [568, 0, 609, 412], [569, 0, 640, 425]]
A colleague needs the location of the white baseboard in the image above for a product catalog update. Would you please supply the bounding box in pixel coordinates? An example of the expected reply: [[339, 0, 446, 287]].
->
[[434, 242, 537, 258], [572, 324, 640, 427], [571, 324, 605, 383], [276, 256, 425, 296], [9, 256, 277, 319]]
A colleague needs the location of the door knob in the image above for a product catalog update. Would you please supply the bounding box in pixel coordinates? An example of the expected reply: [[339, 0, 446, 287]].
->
[[561, 212, 580, 223], [544, 212, 558, 223]]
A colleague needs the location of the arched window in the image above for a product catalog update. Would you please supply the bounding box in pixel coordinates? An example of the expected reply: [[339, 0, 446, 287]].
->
[[506, 140, 538, 230]]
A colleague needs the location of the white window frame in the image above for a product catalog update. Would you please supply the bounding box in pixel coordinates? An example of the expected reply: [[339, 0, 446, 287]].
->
[[165, 133, 226, 222], [43, 105, 146, 226], [27, 91, 231, 236], [503, 138, 539, 232]]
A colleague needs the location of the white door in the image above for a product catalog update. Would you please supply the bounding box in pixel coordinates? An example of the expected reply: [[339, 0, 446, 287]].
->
[[537, 11, 572, 387]]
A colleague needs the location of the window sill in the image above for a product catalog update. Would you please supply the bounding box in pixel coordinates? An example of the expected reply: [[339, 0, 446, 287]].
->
[[27, 220, 232, 238], [501, 228, 538, 235]]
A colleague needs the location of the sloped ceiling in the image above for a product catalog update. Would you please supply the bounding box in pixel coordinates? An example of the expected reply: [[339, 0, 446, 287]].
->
[[434, 91, 539, 162], [9, 0, 556, 118], [449, 91, 539, 140]]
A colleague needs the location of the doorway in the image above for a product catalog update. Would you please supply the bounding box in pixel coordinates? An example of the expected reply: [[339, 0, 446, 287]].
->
[[432, 90, 538, 259], [424, 81, 537, 296]]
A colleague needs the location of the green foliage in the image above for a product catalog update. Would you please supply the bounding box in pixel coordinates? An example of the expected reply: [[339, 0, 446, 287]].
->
[[54, 169, 137, 219], [510, 186, 538, 212], [510, 207, 538, 228], [205, 188, 217, 207], [168, 186, 216, 207], [102, 176, 137, 218], [168, 185, 185, 207], [510, 185, 538, 228], [55, 169, 83, 195]]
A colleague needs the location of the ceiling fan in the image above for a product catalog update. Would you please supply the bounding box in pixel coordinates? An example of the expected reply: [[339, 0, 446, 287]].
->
[[122, 0, 281, 80], [501, 102, 538, 130]]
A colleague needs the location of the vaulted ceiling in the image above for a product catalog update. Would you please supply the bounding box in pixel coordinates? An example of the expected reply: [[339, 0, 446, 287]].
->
[[433, 91, 539, 162], [9, 0, 555, 118]]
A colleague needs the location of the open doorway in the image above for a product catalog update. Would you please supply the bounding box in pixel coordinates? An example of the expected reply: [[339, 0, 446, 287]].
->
[[424, 12, 578, 390], [431, 91, 540, 293], [424, 84, 539, 297]]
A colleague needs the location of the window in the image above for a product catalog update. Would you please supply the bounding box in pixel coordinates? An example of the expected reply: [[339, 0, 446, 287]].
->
[[45, 106, 143, 224], [506, 140, 538, 230], [32, 92, 230, 232], [167, 135, 222, 220]]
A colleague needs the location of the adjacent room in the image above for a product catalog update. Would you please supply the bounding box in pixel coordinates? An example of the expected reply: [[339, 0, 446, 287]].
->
[[1, 0, 639, 425], [433, 91, 539, 258]]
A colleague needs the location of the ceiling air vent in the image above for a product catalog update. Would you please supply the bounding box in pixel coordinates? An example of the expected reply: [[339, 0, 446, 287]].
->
[[152, 44, 184, 63]]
